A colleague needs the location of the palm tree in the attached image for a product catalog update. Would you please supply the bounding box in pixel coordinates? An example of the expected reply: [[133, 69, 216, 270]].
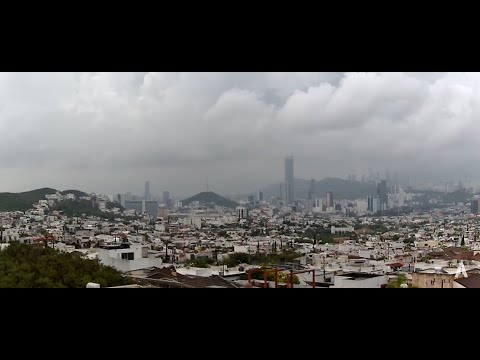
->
[[163, 238, 172, 262], [143, 233, 150, 244]]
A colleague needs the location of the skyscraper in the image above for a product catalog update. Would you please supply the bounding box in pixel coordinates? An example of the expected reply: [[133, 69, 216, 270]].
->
[[144, 201, 159, 217], [284, 156, 294, 205], [145, 181, 150, 201], [326, 192, 333, 208], [163, 191, 170, 204], [472, 199, 479, 214], [257, 191, 263, 202], [367, 196, 381, 214], [377, 180, 388, 212]]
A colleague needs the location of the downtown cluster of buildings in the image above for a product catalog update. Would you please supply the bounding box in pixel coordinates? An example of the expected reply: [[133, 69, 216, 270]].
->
[[278, 157, 410, 216], [115, 181, 170, 217]]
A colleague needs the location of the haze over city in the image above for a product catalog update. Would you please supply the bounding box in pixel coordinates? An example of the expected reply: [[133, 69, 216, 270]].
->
[[0, 72, 478, 196]]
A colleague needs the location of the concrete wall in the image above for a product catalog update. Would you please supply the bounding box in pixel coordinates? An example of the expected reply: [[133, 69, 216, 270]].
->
[[412, 272, 454, 288], [234, 245, 249, 253]]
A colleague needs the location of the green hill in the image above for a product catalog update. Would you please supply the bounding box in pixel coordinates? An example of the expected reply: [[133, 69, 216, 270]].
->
[[61, 190, 88, 197], [0, 188, 90, 212], [51, 199, 116, 220], [0, 188, 57, 212], [181, 191, 238, 208]]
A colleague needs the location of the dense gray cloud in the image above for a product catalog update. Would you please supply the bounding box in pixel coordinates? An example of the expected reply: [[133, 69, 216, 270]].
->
[[0, 72, 478, 197]]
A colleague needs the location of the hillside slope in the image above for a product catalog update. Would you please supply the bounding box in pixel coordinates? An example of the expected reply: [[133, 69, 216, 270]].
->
[[181, 191, 238, 208], [0, 188, 57, 212], [0, 188, 88, 212]]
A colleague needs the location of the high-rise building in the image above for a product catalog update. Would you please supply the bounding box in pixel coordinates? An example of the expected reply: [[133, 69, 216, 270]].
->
[[284, 156, 295, 205], [257, 191, 263, 202], [236, 206, 248, 219], [144, 201, 159, 217], [247, 195, 254, 203], [145, 181, 150, 201], [163, 191, 170, 204], [367, 196, 374, 212], [377, 180, 388, 212], [472, 199, 479, 214], [367, 196, 381, 214], [306, 200, 313, 213], [124, 200, 144, 214], [308, 179, 315, 200], [326, 192, 334, 208], [116, 194, 125, 207]]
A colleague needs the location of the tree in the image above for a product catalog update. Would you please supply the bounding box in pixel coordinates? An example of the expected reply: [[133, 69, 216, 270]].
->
[[0, 226, 4, 243], [461, 235, 465, 247], [0, 243, 129, 288], [387, 273, 408, 288], [143, 233, 150, 244], [39, 228, 52, 248], [162, 238, 172, 262]]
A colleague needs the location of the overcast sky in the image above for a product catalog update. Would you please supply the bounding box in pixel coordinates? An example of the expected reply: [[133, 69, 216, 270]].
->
[[0, 72, 477, 197]]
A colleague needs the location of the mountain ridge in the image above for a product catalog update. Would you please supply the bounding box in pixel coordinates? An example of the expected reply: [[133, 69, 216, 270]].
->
[[181, 191, 238, 208], [0, 188, 88, 212]]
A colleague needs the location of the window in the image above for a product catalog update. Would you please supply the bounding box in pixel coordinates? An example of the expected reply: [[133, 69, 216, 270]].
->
[[121, 252, 134, 260]]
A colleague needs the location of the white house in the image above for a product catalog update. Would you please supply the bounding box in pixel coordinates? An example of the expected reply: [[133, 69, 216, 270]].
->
[[97, 243, 163, 272], [2, 228, 19, 242]]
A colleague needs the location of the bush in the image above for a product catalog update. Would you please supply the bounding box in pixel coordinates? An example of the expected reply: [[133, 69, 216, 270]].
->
[[0, 243, 129, 288]]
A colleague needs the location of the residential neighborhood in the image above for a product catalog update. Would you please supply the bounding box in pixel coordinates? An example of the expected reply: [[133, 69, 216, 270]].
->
[[1, 182, 480, 288]]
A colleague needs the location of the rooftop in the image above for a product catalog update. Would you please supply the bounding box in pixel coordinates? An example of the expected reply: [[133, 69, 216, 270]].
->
[[337, 272, 385, 280], [454, 273, 480, 288]]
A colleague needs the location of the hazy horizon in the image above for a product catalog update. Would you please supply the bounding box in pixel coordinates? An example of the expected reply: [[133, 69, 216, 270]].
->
[[1, 72, 479, 196]]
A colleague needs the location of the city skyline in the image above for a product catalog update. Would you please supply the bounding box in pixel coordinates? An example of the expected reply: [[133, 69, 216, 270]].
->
[[2, 72, 480, 195]]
